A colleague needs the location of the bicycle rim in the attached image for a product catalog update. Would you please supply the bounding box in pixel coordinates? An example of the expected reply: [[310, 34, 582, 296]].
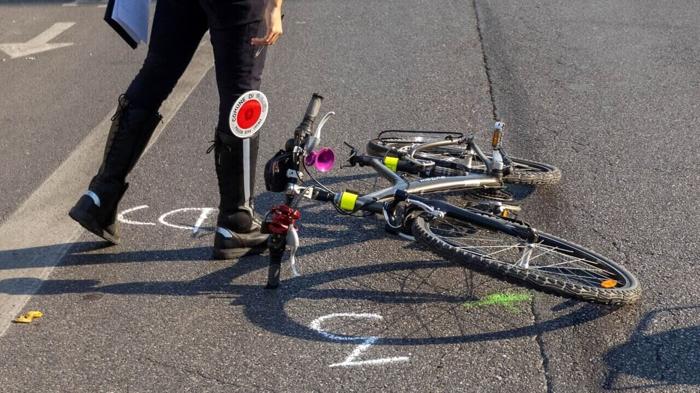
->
[[412, 214, 641, 305]]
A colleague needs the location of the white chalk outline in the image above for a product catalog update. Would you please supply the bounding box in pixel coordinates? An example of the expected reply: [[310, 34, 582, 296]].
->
[[310, 313, 410, 368], [192, 208, 215, 234], [117, 205, 155, 226], [158, 207, 216, 231]]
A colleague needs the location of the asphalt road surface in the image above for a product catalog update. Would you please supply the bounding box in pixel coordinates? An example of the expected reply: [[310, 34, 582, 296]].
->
[[0, 0, 698, 392]]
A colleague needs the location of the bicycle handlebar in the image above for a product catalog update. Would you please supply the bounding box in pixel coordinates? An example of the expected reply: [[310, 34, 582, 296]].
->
[[296, 93, 324, 137]]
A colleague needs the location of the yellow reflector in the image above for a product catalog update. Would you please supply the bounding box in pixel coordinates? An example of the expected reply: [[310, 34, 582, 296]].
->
[[384, 156, 399, 172], [492, 130, 502, 147], [500, 209, 510, 218], [339, 191, 359, 212], [601, 279, 618, 288]]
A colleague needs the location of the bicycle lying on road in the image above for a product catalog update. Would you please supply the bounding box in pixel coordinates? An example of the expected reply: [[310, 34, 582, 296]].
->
[[366, 129, 561, 187], [260, 94, 641, 305]]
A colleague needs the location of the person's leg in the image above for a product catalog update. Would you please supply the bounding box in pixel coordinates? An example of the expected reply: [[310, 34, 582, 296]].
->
[[201, 1, 269, 258], [70, 0, 208, 244], [125, 0, 209, 111]]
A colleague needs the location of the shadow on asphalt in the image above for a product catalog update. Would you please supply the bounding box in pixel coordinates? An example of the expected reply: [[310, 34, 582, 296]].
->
[[0, 172, 616, 348], [0, 240, 619, 348], [602, 306, 699, 390]]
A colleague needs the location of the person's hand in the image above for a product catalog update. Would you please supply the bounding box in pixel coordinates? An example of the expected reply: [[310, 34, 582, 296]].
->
[[251, 3, 283, 47]]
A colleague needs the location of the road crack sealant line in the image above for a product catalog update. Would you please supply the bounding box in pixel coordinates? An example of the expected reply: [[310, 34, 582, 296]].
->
[[470, 3, 552, 392], [530, 298, 554, 393], [0, 37, 215, 337], [471, 0, 499, 122]]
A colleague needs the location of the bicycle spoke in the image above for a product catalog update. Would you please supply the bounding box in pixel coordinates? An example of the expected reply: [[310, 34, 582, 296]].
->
[[531, 256, 609, 275], [423, 215, 630, 291]]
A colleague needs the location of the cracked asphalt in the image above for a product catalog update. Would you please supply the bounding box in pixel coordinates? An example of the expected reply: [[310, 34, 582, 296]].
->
[[1, 0, 698, 392]]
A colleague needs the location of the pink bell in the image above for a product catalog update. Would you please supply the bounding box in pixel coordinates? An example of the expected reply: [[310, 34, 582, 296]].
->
[[304, 147, 335, 172]]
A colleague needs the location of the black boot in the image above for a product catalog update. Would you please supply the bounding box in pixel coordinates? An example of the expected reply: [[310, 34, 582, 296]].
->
[[211, 128, 268, 259], [69, 95, 162, 244]]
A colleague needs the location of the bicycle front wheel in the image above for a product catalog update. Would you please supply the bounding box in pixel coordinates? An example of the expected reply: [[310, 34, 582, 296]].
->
[[412, 212, 641, 305], [367, 137, 562, 186]]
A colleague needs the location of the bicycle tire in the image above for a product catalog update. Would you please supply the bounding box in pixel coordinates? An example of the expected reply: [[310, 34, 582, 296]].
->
[[367, 137, 561, 186], [411, 212, 641, 305]]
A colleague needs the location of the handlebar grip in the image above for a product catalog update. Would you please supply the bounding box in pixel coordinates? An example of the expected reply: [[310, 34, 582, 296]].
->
[[304, 93, 324, 120], [297, 94, 324, 136]]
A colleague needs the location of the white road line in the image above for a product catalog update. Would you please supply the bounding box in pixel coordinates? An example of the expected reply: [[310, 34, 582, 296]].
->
[[0, 37, 215, 337], [0, 22, 74, 59]]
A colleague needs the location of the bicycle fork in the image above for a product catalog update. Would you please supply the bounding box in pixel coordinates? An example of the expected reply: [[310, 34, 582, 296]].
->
[[263, 204, 302, 289]]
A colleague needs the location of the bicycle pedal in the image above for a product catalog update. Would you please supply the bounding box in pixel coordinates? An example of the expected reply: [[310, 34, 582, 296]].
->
[[498, 207, 519, 219], [472, 201, 522, 218]]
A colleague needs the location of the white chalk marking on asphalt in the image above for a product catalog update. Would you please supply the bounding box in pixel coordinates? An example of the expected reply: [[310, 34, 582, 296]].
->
[[310, 313, 410, 368], [157, 208, 216, 231], [192, 208, 215, 234], [61, 1, 78, 6], [116, 205, 155, 226], [0, 37, 215, 337], [0, 22, 75, 59]]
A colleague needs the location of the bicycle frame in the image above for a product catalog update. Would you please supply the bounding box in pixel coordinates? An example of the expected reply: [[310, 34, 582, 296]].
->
[[262, 152, 505, 286], [264, 95, 510, 288], [337, 155, 502, 214], [262, 96, 639, 304]]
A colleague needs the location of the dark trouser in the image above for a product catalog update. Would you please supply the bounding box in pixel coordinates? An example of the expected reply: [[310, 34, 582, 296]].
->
[[125, 0, 267, 130], [117, 0, 268, 229]]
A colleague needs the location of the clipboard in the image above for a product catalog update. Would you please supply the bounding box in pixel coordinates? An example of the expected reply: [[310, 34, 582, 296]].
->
[[104, 0, 150, 49]]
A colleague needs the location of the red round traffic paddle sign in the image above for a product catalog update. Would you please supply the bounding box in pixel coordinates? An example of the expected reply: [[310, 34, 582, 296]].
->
[[229, 90, 268, 138]]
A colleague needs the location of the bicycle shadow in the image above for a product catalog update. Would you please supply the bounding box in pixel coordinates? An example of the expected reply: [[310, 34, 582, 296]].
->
[[1, 237, 617, 347], [602, 305, 700, 390], [1, 182, 615, 347]]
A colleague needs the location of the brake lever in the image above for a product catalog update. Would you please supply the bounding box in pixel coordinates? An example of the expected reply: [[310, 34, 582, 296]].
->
[[341, 141, 359, 168]]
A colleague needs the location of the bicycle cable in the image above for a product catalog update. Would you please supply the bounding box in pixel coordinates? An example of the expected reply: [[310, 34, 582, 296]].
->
[[301, 160, 374, 218]]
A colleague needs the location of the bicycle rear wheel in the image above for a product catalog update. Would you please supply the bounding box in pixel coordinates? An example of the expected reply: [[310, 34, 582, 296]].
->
[[367, 137, 561, 186], [411, 212, 641, 305]]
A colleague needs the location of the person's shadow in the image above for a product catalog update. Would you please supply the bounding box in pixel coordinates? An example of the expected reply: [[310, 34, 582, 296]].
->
[[603, 306, 700, 390]]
